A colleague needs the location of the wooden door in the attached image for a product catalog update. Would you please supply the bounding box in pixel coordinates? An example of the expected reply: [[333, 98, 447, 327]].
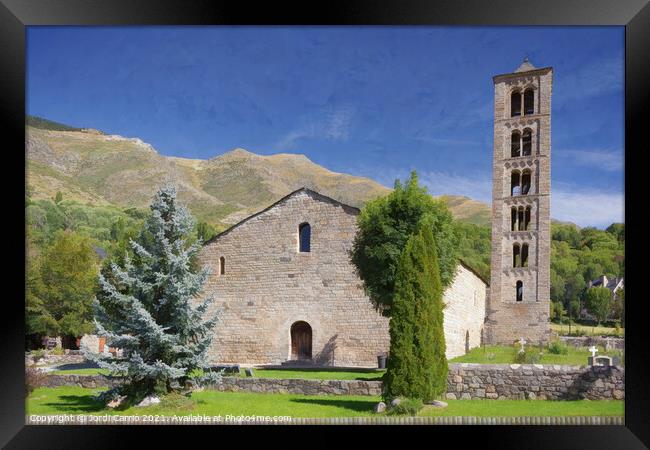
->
[[291, 321, 312, 360]]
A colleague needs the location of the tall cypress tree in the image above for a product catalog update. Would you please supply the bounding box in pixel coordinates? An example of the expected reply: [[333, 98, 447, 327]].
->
[[87, 185, 219, 402], [383, 217, 448, 403]]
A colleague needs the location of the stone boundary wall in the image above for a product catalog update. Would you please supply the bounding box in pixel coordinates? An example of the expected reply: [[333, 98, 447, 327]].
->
[[445, 364, 624, 400], [35, 374, 123, 389], [559, 336, 624, 350], [210, 377, 382, 396], [34, 364, 624, 401]]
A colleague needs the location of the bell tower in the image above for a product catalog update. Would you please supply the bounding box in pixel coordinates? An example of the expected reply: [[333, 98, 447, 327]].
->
[[485, 58, 553, 345]]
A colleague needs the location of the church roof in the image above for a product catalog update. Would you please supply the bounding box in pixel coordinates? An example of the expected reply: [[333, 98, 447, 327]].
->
[[203, 187, 360, 245], [514, 57, 537, 73]]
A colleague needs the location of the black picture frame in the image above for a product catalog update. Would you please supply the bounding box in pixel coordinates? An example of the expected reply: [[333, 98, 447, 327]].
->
[[2, 0, 646, 447]]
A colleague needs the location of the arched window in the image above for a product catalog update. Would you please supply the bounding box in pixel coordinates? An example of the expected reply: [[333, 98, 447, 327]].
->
[[522, 129, 532, 156], [511, 131, 521, 157], [524, 89, 535, 115], [511, 207, 517, 231], [521, 170, 531, 195], [219, 256, 225, 275], [524, 206, 531, 230], [516, 281, 523, 302], [511, 171, 521, 196], [298, 222, 311, 253], [511, 91, 521, 117], [517, 207, 525, 231], [521, 244, 529, 267], [513, 243, 521, 267]]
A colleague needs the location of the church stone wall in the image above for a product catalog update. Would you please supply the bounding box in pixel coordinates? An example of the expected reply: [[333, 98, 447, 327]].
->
[[442, 264, 487, 359], [196, 190, 390, 367]]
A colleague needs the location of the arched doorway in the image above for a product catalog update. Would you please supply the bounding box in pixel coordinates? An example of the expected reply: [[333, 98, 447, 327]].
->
[[291, 321, 312, 360]]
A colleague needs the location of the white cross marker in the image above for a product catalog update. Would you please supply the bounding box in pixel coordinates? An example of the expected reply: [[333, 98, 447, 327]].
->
[[589, 346, 598, 358], [518, 337, 527, 353]]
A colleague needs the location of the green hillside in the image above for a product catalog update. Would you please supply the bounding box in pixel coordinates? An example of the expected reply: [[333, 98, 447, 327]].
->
[[25, 119, 492, 229]]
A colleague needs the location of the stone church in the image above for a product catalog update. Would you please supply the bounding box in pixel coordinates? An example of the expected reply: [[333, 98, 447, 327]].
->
[[197, 59, 552, 367]]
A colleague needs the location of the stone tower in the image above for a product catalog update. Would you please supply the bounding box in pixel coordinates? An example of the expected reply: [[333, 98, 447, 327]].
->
[[485, 59, 553, 345]]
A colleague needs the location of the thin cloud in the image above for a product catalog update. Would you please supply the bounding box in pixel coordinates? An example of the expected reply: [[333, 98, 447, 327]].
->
[[557, 149, 624, 172], [552, 187, 624, 228], [275, 106, 355, 149]]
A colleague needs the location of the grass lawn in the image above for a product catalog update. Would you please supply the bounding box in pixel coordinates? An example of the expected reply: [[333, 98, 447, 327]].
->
[[26, 386, 623, 418], [450, 345, 624, 366], [551, 323, 624, 337]]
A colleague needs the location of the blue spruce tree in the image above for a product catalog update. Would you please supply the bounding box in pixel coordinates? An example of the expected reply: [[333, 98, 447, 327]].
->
[[86, 185, 219, 403]]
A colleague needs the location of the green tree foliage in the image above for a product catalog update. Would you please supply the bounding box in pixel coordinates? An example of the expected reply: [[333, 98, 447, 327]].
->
[[382, 219, 447, 403], [585, 287, 613, 326], [351, 171, 458, 316], [550, 222, 624, 320], [26, 231, 99, 337], [196, 221, 218, 243], [455, 222, 491, 281], [89, 185, 219, 402]]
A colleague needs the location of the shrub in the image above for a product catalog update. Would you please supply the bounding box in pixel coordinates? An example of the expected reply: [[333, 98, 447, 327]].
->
[[25, 368, 47, 397], [387, 398, 423, 416], [513, 347, 542, 364], [570, 327, 586, 337], [51, 346, 64, 356], [548, 340, 569, 355], [31, 349, 46, 362]]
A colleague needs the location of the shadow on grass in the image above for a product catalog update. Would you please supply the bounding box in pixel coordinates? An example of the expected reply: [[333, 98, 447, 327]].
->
[[43, 395, 106, 413], [54, 362, 100, 371], [290, 398, 376, 413]]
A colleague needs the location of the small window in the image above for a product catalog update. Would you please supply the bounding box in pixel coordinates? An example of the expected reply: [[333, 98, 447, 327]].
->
[[299, 223, 311, 253], [219, 256, 225, 275], [511, 91, 521, 117], [524, 89, 534, 115], [511, 207, 517, 231], [516, 281, 523, 302], [517, 207, 525, 231]]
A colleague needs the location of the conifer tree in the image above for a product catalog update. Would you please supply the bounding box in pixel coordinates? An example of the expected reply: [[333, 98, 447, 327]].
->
[[383, 217, 447, 402], [87, 185, 219, 402]]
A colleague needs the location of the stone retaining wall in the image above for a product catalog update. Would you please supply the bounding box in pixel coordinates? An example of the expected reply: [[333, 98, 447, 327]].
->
[[34, 363, 624, 401], [35, 374, 123, 389], [445, 364, 624, 400], [559, 336, 624, 350], [210, 377, 382, 396]]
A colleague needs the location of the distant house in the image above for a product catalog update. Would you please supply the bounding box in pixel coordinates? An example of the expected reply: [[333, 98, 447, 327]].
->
[[588, 275, 624, 301]]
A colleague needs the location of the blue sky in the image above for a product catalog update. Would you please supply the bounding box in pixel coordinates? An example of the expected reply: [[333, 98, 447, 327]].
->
[[26, 27, 624, 228]]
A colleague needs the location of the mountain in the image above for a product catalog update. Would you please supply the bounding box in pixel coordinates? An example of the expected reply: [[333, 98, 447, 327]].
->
[[25, 116, 492, 228]]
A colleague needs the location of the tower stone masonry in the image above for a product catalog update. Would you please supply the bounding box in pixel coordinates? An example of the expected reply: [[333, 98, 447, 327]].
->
[[485, 59, 553, 345]]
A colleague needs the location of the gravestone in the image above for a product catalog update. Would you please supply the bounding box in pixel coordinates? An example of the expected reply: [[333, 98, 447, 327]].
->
[[245, 368, 254, 377]]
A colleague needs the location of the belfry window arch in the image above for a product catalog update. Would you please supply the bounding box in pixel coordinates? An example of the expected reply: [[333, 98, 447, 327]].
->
[[524, 88, 535, 115], [516, 281, 523, 302], [513, 243, 521, 267], [511, 90, 522, 117], [511, 131, 521, 157]]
